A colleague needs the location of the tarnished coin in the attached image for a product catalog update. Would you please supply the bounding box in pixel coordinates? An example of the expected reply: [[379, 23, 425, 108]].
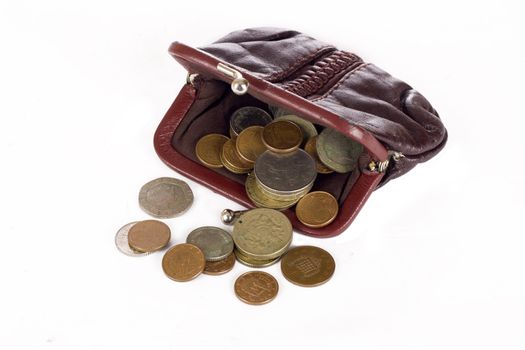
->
[[234, 249, 280, 268], [233, 208, 293, 260], [245, 172, 298, 210], [254, 150, 316, 194], [115, 221, 149, 257], [203, 252, 236, 275], [262, 120, 302, 153], [276, 114, 318, 146], [230, 106, 273, 138], [281, 246, 335, 287], [186, 226, 234, 262], [236, 126, 267, 164], [295, 191, 339, 228], [195, 134, 229, 168], [127, 220, 171, 253], [316, 128, 363, 173], [234, 271, 279, 305], [162, 243, 205, 282], [139, 177, 193, 218], [304, 136, 334, 174], [220, 139, 252, 174]]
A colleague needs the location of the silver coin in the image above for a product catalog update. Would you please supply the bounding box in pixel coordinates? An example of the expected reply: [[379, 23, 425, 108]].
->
[[139, 177, 193, 218], [268, 105, 292, 118], [254, 149, 316, 193], [275, 114, 318, 145], [115, 222, 149, 257], [230, 106, 273, 137], [316, 128, 364, 173], [186, 226, 234, 262]]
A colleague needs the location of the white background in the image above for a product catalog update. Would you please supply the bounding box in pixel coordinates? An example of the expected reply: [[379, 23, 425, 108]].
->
[[1, 1, 524, 349]]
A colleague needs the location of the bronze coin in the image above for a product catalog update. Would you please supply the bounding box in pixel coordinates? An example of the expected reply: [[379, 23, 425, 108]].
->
[[236, 126, 267, 164], [162, 243, 206, 282], [203, 252, 236, 275], [262, 120, 302, 153], [295, 191, 339, 228], [234, 271, 279, 305], [195, 134, 229, 168], [220, 139, 253, 174], [304, 136, 334, 174], [275, 114, 318, 146], [127, 220, 171, 253], [281, 246, 335, 287], [234, 248, 281, 268]]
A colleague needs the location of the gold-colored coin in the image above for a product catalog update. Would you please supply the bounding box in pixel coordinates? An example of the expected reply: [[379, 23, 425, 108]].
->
[[234, 249, 280, 268], [234, 271, 279, 305], [275, 114, 318, 146], [281, 246, 335, 287], [195, 134, 229, 168], [162, 243, 205, 282], [262, 120, 302, 153], [203, 252, 236, 275], [127, 220, 171, 253], [295, 191, 339, 228], [235, 126, 267, 164], [304, 136, 334, 174], [245, 172, 298, 210], [220, 139, 253, 174]]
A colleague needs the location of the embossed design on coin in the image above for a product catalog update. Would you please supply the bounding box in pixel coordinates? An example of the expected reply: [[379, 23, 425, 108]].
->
[[115, 221, 149, 257], [162, 243, 205, 282], [139, 177, 193, 218], [195, 133, 229, 168], [262, 120, 302, 153], [295, 191, 339, 228], [304, 136, 334, 174], [128, 220, 171, 253], [234, 271, 279, 305], [236, 126, 267, 164], [281, 246, 335, 287], [230, 106, 273, 137], [316, 128, 363, 173], [186, 226, 234, 262], [275, 114, 318, 146], [233, 208, 292, 260], [203, 252, 235, 275]]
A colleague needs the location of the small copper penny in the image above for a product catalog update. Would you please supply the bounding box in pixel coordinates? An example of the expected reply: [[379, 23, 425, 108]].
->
[[162, 243, 205, 282], [262, 120, 302, 153], [234, 271, 279, 305], [195, 134, 229, 168], [281, 246, 335, 287], [203, 252, 236, 275], [220, 139, 253, 174], [127, 220, 171, 253], [295, 191, 339, 228], [236, 126, 267, 164], [304, 136, 334, 174]]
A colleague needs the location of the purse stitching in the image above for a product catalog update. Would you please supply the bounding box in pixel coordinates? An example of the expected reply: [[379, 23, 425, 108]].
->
[[310, 63, 370, 102]]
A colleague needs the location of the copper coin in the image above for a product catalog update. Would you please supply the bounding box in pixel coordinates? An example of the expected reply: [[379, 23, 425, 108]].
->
[[236, 126, 267, 164], [234, 249, 281, 268], [220, 139, 252, 174], [295, 191, 339, 228], [162, 243, 205, 282], [281, 246, 335, 287], [304, 136, 334, 174], [195, 134, 229, 168], [230, 106, 273, 137], [115, 221, 149, 257], [234, 271, 279, 305], [262, 120, 302, 153], [127, 220, 171, 253], [203, 252, 236, 275]]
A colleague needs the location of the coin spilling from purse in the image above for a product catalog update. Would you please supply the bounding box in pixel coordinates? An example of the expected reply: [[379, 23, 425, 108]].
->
[[116, 172, 337, 305]]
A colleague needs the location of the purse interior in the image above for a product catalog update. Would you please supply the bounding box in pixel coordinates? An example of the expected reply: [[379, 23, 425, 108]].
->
[[171, 79, 362, 205]]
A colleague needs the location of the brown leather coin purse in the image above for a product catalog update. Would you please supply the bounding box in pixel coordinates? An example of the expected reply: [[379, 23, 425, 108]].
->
[[154, 28, 447, 237]]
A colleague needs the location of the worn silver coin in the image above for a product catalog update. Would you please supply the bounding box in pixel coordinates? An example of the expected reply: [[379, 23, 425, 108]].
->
[[230, 106, 273, 137], [186, 226, 234, 262], [115, 222, 149, 257], [254, 149, 316, 193], [139, 177, 193, 218], [316, 128, 364, 173]]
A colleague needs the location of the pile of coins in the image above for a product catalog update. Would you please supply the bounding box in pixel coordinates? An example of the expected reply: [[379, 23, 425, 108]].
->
[[195, 105, 364, 228]]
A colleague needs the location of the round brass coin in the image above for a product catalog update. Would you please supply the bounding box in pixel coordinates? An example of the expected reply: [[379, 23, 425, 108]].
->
[[230, 106, 273, 137], [316, 128, 363, 173], [162, 243, 205, 282], [203, 252, 236, 275], [236, 126, 267, 164], [220, 139, 252, 174], [139, 177, 193, 218], [245, 172, 298, 210], [234, 271, 279, 305], [262, 120, 302, 153], [234, 249, 281, 268], [186, 226, 234, 262], [295, 191, 339, 228], [195, 134, 229, 168], [281, 246, 335, 287], [233, 208, 293, 260], [127, 220, 171, 253], [304, 136, 334, 174], [276, 114, 318, 146]]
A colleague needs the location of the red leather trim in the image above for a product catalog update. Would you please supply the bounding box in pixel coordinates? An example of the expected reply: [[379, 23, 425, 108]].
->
[[154, 84, 385, 237]]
